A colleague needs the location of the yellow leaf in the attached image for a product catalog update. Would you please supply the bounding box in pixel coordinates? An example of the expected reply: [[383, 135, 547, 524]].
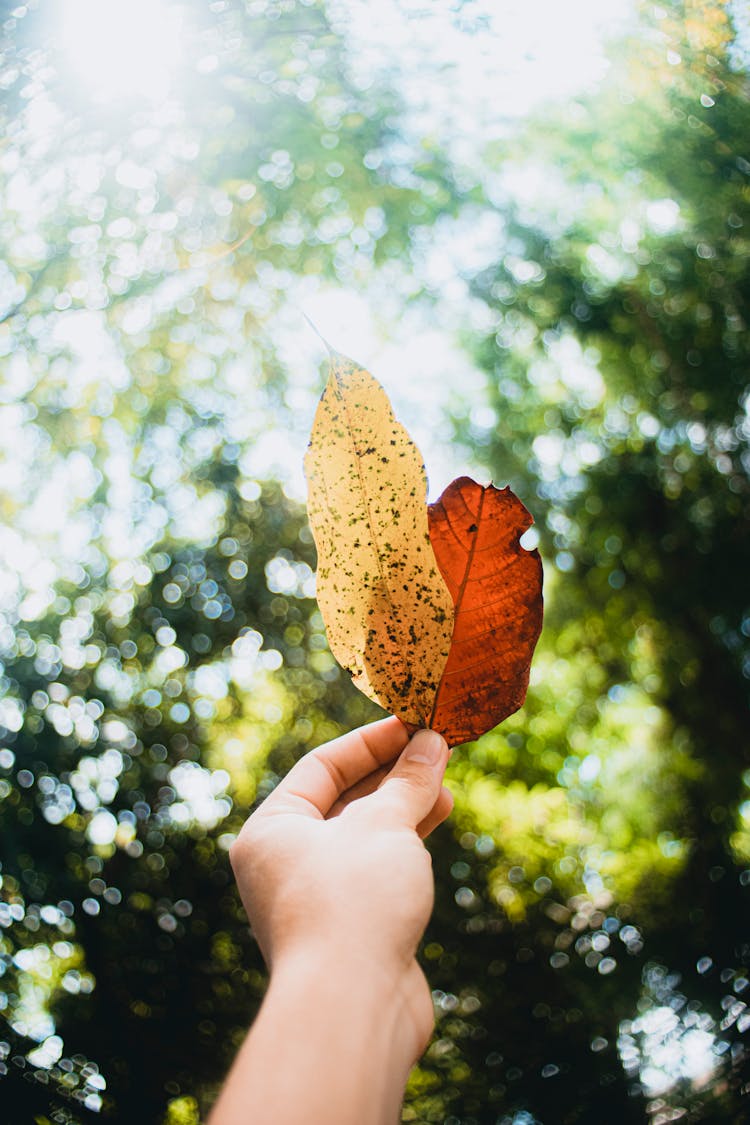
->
[[304, 352, 454, 725]]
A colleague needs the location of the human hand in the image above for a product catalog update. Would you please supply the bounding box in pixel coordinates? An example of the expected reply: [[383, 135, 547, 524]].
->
[[229, 716, 452, 1060]]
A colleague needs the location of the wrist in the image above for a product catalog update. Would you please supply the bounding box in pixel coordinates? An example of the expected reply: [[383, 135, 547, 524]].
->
[[268, 946, 431, 1065], [270, 936, 409, 986]]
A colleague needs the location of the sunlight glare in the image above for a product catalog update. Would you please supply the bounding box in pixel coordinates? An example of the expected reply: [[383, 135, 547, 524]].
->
[[60, 0, 182, 102]]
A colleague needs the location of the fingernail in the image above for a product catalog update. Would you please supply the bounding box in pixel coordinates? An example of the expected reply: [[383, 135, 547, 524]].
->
[[404, 730, 447, 765]]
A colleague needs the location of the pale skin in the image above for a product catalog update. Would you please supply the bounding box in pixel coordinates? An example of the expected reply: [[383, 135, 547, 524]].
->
[[208, 715, 453, 1125]]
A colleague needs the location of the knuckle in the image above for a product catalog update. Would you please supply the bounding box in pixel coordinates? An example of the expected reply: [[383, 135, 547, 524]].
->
[[228, 836, 247, 873], [229, 813, 268, 870]]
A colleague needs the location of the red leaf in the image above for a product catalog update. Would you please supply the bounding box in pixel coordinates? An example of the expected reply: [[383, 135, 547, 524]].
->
[[427, 477, 543, 745]]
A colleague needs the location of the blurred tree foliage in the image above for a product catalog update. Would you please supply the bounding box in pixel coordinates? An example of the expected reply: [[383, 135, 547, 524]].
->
[[0, 1, 748, 1123]]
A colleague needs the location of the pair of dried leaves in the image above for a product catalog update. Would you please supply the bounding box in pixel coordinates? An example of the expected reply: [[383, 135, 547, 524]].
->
[[304, 352, 543, 746]]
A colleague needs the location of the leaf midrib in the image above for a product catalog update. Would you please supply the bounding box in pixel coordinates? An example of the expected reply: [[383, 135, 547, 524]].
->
[[429, 484, 486, 728]]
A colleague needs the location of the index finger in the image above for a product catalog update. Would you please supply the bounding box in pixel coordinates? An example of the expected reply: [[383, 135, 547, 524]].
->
[[259, 715, 410, 819]]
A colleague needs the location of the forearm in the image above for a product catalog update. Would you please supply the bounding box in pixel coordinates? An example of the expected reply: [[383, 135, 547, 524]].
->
[[208, 953, 419, 1125], [213, 722, 450, 1123]]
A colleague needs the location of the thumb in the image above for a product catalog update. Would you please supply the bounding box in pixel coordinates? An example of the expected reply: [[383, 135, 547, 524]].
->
[[370, 729, 449, 829]]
